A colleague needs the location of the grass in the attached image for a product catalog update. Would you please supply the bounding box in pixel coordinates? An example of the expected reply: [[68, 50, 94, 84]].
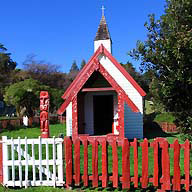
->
[[154, 112, 175, 123], [0, 186, 69, 192], [0, 117, 19, 120], [0, 124, 65, 139], [144, 100, 175, 123], [0, 123, 188, 191]]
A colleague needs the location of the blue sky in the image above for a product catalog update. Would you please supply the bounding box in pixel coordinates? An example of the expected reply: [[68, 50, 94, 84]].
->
[[0, 0, 165, 72]]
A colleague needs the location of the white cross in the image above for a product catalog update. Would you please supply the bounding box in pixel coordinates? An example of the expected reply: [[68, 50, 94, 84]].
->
[[101, 5, 105, 16]]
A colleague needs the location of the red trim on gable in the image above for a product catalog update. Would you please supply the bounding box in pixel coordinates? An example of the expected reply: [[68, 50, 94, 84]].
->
[[99, 65, 139, 113], [57, 98, 71, 115], [62, 48, 101, 100], [58, 44, 145, 114], [81, 87, 115, 92], [57, 60, 99, 115], [57, 59, 139, 115], [63, 44, 145, 101], [101, 44, 146, 97]]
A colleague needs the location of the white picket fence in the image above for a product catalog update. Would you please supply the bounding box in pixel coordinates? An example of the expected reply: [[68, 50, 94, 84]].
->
[[2, 136, 64, 188]]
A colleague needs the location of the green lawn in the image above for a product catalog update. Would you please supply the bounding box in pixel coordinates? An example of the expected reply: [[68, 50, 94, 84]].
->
[[0, 123, 65, 139], [0, 186, 69, 192], [0, 123, 188, 191]]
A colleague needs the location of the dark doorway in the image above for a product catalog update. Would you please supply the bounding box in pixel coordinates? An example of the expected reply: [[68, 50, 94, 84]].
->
[[93, 95, 113, 135]]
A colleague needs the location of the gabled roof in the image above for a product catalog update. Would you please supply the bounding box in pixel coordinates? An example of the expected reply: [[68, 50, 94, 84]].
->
[[58, 59, 139, 115], [62, 44, 146, 100], [57, 44, 146, 115], [94, 15, 111, 41]]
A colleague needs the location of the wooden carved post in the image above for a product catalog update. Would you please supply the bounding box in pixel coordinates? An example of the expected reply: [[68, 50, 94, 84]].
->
[[40, 91, 50, 138]]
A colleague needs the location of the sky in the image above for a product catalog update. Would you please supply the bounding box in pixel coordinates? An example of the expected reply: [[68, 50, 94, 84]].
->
[[0, 0, 165, 73]]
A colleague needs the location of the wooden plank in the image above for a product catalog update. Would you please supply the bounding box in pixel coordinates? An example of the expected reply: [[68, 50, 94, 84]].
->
[[2, 136, 8, 185], [11, 138, 15, 187], [18, 137, 22, 187], [133, 138, 138, 188], [112, 139, 118, 188], [24, 137, 28, 188], [161, 140, 170, 191], [38, 137, 42, 184], [122, 139, 130, 189], [141, 138, 148, 188], [57, 141, 64, 184], [64, 137, 73, 186], [173, 139, 181, 191], [83, 139, 88, 187], [5, 137, 63, 145], [52, 137, 56, 187], [74, 138, 80, 186], [101, 138, 108, 188], [184, 140, 190, 191], [92, 139, 98, 188], [81, 87, 115, 92], [46, 140, 49, 182], [32, 141, 36, 185], [152, 140, 159, 187]]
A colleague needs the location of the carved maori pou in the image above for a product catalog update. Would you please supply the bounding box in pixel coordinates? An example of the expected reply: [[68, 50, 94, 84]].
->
[[40, 91, 50, 138]]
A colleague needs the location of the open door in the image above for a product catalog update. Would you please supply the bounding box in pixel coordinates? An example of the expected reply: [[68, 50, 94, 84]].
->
[[93, 95, 113, 135]]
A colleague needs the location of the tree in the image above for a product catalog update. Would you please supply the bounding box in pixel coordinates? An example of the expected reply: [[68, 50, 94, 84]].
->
[[23, 54, 70, 90], [80, 59, 86, 69], [0, 44, 17, 100], [68, 60, 79, 81], [69, 60, 79, 73], [23, 54, 59, 74], [4, 78, 49, 117], [0, 44, 16, 72], [129, 0, 192, 135]]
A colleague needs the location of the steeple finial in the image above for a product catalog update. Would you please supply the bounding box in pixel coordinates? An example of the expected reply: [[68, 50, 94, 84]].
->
[[94, 6, 112, 53], [101, 5, 105, 17]]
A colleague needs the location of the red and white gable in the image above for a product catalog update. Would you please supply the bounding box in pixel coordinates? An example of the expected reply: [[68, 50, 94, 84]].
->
[[57, 11, 146, 139], [58, 44, 145, 139]]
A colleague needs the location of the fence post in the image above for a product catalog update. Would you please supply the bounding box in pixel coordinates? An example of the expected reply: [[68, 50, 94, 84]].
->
[[151, 140, 159, 187], [184, 139, 190, 191], [122, 138, 130, 189], [82, 139, 88, 187], [161, 139, 170, 191], [133, 138, 138, 188], [74, 138, 80, 186], [2, 136, 9, 186], [141, 138, 148, 188], [101, 138, 108, 188], [91, 139, 99, 188], [0, 138, 3, 184], [112, 139, 118, 188], [173, 139, 181, 191], [64, 137, 73, 187]]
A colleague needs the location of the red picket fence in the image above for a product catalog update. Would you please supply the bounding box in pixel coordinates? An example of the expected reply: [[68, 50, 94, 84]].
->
[[64, 136, 191, 191]]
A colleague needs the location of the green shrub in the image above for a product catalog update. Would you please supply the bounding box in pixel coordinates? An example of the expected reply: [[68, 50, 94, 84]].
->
[[154, 112, 175, 123]]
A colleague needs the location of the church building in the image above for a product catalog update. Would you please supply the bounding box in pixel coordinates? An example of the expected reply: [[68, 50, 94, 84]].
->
[[57, 8, 146, 139]]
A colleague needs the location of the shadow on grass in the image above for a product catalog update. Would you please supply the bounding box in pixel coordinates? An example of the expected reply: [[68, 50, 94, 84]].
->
[[143, 112, 178, 139], [0, 123, 39, 133], [71, 180, 159, 191], [143, 119, 176, 141]]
